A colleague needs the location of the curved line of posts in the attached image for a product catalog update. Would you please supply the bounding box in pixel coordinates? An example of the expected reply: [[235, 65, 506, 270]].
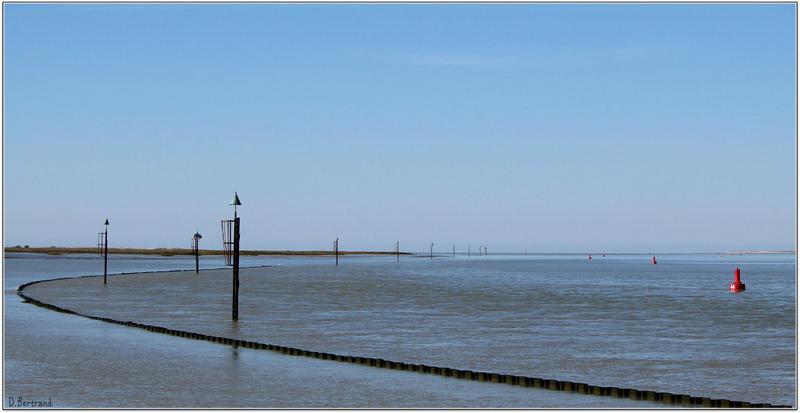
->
[[16, 272, 791, 409]]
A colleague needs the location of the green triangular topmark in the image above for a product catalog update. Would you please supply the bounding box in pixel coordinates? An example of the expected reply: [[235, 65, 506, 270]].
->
[[230, 192, 242, 206]]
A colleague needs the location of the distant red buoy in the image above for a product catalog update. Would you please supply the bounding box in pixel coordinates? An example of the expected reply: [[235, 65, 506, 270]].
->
[[729, 267, 746, 292], [652, 256, 657, 265]]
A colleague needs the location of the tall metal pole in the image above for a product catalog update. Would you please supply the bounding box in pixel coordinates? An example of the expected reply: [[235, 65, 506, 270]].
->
[[396, 241, 400, 262], [430, 243, 433, 260], [232, 216, 240, 321], [233, 194, 240, 321], [222, 191, 242, 322], [335, 238, 339, 266], [194, 238, 200, 274], [103, 219, 109, 285]]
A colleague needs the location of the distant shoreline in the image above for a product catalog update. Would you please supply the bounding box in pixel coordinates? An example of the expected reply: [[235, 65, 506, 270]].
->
[[725, 250, 796, 255], [3, 247, 410, 257], [4, 247, 794, 257]]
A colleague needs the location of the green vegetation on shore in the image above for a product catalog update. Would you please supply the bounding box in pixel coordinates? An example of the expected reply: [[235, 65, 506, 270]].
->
[[4, 246, 411, 257]]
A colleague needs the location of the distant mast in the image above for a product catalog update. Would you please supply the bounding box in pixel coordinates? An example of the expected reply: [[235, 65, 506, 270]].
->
[[334, 238, 339, 266]]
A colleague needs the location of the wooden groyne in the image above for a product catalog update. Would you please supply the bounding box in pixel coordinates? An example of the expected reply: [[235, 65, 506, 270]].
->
[[16, 272, 792, 409]]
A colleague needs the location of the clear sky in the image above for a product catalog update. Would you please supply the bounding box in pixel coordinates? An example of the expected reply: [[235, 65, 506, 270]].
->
[[4, 3, 796, 253]]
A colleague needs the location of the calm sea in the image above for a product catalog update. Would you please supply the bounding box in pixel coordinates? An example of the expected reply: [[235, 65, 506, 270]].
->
[[4, 252, 795, 407]]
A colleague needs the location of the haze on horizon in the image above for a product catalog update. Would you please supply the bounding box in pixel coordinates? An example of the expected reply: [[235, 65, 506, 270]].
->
[[3, 4, 796, 253]]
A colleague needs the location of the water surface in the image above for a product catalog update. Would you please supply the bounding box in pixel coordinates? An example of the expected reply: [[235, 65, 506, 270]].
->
[[5, 253, 795, 407]]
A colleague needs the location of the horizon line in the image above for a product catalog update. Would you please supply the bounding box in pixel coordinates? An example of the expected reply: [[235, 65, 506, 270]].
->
[[3, 246, 795, 256]]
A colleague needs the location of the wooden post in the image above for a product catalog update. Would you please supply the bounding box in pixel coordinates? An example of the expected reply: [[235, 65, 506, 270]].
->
[[232, 217, 240, 321]]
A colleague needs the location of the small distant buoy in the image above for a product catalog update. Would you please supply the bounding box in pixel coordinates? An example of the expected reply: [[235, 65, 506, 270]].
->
[[602, 254, 606, 258], [729, 267, 746, 292], [652, 256, 657, 265], [588, 254, 592, 260]]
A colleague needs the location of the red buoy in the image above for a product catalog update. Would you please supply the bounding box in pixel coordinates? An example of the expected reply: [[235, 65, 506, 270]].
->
[[729, 267, 746, 292], [652, 256, 657, 265]]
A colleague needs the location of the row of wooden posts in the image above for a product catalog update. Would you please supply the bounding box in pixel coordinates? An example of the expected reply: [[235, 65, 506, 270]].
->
[[334, 241, 489, 265], [97, 192, 493, 322]]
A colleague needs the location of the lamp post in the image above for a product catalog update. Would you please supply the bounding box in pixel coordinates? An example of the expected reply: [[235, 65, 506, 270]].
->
[[102, 219, 109, 285]]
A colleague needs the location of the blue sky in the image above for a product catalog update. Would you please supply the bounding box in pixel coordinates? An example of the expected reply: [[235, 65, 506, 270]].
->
[[4, 3, 796, 252]]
